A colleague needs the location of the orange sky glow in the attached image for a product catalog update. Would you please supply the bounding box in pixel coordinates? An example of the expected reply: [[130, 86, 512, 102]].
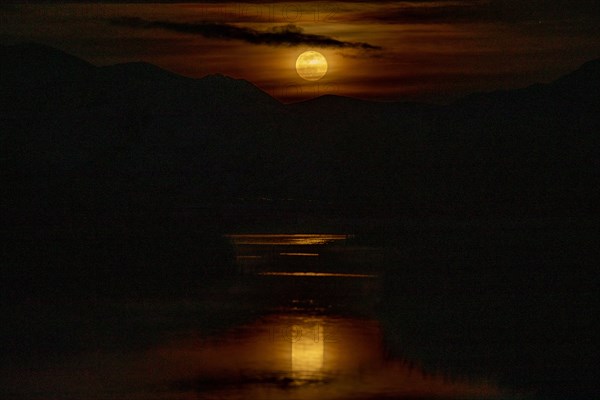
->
[[2, 1, 599, 102]]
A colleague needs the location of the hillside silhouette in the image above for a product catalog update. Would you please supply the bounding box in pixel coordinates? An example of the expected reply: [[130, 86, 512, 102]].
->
[[2, 43, 598, 219], [2, 43, 599, 397], [2, 43, 599, 294]]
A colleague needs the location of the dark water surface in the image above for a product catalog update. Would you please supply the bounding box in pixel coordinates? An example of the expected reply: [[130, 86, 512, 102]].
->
[[2, 232, 564, 399]]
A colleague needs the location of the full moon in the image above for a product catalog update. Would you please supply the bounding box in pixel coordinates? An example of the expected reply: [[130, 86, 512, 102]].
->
[[295, 51, 328, 81]]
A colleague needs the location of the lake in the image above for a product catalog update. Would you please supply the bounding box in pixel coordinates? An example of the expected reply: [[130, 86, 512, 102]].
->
[[6, 228, 593, 399]]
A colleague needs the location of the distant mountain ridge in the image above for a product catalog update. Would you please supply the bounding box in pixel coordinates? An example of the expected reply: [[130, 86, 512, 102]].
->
[[100, 61, 190, 82], [0, 42, 280, 115], [1, 42, 599, 218], [2, 42, 599, 104], [2, 45, 598, 400], [0, 42, 95, 83], [1, 42, 599, 115]]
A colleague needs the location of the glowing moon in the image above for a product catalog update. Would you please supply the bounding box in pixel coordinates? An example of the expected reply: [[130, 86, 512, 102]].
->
[[295, 51, 328, 81]]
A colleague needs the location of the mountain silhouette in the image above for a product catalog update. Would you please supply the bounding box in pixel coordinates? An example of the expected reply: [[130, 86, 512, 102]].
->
[[0, 42, 95, 85], [2, 43, 598, 400], [1, 42, 598, 219], [101, 61, 189, 82]]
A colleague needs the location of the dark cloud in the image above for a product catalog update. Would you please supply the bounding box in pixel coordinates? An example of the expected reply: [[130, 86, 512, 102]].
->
[[109, 17, 381, 50]]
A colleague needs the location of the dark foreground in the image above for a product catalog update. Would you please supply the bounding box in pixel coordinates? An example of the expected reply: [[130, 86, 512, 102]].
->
[[1, 215, 598, 399], [2, 43, 599, 399]]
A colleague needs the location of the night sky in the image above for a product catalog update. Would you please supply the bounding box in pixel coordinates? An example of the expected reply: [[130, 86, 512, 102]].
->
[[2, 1, 599, 102]]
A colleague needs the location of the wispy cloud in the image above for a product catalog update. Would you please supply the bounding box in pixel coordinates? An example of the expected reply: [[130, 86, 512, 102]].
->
[[345, 2, 495, 25], [339, 0, 600, 25], [109, 17, 381, 50]]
